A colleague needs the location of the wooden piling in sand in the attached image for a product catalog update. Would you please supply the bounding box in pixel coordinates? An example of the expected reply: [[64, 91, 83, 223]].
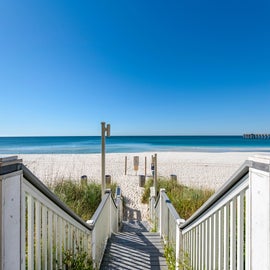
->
[[125, 156, 127, 175]]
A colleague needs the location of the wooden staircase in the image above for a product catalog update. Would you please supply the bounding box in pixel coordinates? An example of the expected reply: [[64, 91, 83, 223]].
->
[[100, 220, 168, 269]]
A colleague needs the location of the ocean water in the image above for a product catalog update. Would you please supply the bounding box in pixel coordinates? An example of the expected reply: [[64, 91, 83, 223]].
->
[[0, 136, 270, 154]]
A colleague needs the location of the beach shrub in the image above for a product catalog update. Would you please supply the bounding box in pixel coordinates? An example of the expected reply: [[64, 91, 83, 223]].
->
[[164, 239, 176, 270], [141, 177, 214, 220], [49, 180, 117, 220], [59, 247, 93, 270]]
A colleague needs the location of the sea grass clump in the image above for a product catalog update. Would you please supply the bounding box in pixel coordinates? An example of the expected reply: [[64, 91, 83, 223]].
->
[[142, 177, 214, 220], [49, 180, 117, 220]]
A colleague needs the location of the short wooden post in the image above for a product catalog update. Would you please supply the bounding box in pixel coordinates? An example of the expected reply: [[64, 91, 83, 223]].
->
[[145, 156, 147, 176], [105, 175, 111, 185], [81, 175, 87, 185], [125, 156, 127, 175], [133, 156, 139, 176]]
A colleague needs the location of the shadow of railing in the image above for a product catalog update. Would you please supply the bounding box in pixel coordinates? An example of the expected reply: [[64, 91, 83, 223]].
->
[[101, 221, 166, 269]]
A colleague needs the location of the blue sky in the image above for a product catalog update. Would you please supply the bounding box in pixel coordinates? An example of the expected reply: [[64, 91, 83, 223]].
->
[[1, 0, 269, 136]]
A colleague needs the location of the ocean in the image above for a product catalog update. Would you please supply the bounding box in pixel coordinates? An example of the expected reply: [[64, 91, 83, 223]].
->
[[0, 136, 270, 154]]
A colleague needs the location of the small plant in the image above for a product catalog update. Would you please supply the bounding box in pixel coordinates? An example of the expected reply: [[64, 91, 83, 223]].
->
[[151, 217, 158, 232], [58, 247, 93, 270], [164, 239, 176, 270], [178, 251, 192, 270], [142, 178, 214, 220], [164, 240, 192, 270]]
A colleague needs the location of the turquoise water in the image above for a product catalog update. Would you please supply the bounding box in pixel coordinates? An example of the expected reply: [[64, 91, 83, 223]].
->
[[0, 136, 270, 154]]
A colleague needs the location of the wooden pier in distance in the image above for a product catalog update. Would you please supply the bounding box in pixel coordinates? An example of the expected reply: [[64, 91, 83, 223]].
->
[[243, 133, 270, 139]]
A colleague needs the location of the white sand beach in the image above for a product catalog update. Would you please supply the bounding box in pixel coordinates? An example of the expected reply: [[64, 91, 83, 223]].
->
[[18, 152, 269, 220]]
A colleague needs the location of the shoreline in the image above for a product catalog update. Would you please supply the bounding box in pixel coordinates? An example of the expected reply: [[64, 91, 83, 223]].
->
[[2, 147, 270, 155]]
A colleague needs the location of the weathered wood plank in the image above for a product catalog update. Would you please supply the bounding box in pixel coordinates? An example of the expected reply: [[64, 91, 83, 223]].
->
[[100, 221, 168, 269]]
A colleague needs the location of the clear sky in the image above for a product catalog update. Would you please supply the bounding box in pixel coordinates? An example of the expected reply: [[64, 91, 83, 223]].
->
[[1, 0, 269, 136]]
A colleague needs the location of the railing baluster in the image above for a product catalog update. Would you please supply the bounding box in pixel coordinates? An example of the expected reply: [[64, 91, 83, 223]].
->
[[209, 215, 213, 270], [188, 231, 191, 262], [214, 212, 219, 270], [67, 223, 70, 251], [224, 203, 229, 270], [54, 214, 58, 270], [42, 206, 48, 269], [48, 210, 53, 269], [201, 221, 205, 269], [21, 190, 26, 269], [237, 191, 244, 270], [205, 219, 209, 269], [192, 228, 196, 268], [58, 218, 63, 269], [27, 194, 35, 270], [198, 223, 202, 270], [196, 223, 199, 269], [230, 198, 237, 270], [35, 200, 41, 270], [218, 208, 224, 269], [189, 229, 192, 267], [62, 220, 66, 257], [245, 187, 250, 270]]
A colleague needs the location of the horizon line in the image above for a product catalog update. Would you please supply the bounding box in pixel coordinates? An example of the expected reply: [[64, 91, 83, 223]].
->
[[0, 134, 246, 137]]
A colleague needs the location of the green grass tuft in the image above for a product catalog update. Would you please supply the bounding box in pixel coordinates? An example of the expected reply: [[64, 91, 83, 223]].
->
[[49, 180, 117, 220], [142, 177, 214, 220]]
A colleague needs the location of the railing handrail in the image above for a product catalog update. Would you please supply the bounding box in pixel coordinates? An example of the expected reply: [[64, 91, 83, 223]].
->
[[87, 189, 118, 228], [180, 161, 249, 230], [160, 189, 183, 222], [1, 156, 124, 270], [22, 164, 92, 231], [180, 159, 270, 229]]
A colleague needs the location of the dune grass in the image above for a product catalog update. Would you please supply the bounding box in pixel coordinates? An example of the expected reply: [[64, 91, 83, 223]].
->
[[49, 180, 117, 220], [142, 177, 214, 220]]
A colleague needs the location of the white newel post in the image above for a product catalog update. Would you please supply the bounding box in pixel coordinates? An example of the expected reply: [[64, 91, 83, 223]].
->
[[150, 186, 155, 223], [0, 169, 23, 270], [104, 189, 112, 235], [248, 156, 270, 270], [87, 219, 96, 269], [159, 189, 166, 238], [175, 218, 185, 270]]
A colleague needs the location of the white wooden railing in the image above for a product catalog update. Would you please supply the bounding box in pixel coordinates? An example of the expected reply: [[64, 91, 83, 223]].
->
[[150, 188, 185, 268], [151, 155, 270, 269], [0, 156, 123, 270], [87, 187, 123, 268]]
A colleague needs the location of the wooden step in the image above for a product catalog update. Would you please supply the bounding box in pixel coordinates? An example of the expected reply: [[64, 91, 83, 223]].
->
[[100, 220, 168, 269]]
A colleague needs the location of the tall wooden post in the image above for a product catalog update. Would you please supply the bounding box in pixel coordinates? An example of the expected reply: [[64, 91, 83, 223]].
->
[[154, 153, 157, 198], [101, 122, 110, 197]]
